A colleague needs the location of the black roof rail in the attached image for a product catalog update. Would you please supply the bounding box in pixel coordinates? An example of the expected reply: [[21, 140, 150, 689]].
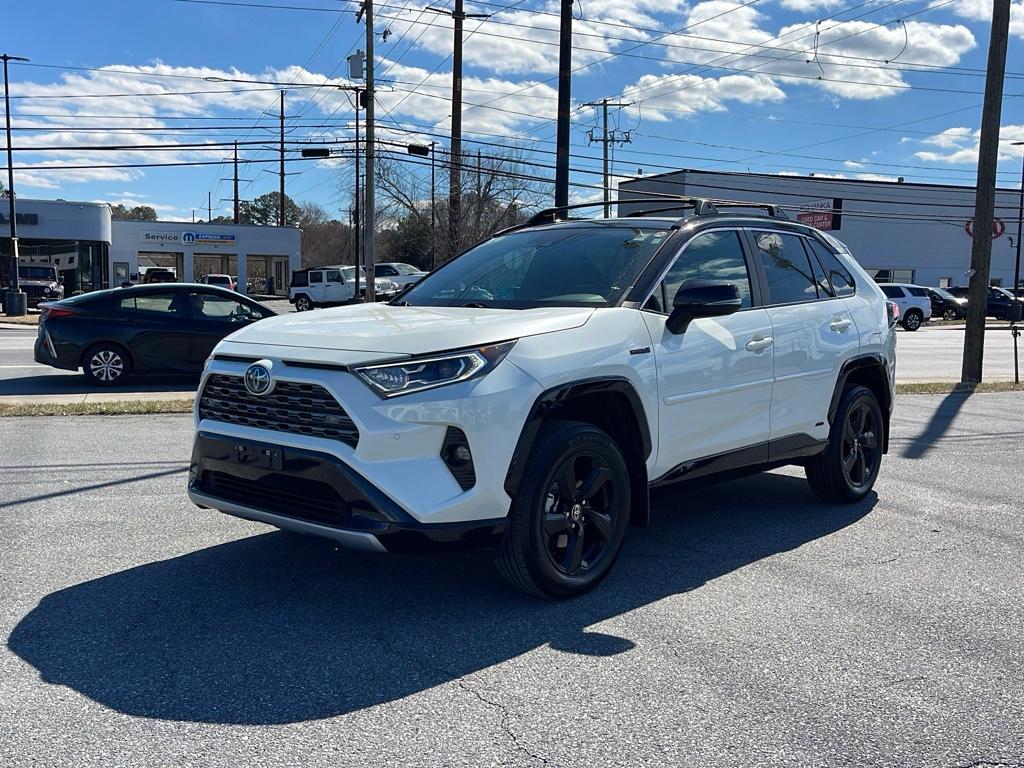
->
[[701, 200, 789, 219], [526, 196, 715, 226]]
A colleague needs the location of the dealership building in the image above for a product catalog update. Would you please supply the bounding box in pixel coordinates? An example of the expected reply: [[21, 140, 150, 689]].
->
[[0, 198, 301, 297], [619, 169, 1023, 288]]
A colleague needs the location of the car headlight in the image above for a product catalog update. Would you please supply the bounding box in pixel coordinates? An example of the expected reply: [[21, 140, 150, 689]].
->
[[353, 341, 516, 397]]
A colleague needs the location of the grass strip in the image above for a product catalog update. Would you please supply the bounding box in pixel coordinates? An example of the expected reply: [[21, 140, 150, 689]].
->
[[0, 399, 194, 417], [0, 314, 41, 325], [896, 381, 1024, 395]]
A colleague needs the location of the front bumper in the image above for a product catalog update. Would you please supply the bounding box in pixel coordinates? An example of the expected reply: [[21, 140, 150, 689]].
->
[[188, 432, 507, 552]]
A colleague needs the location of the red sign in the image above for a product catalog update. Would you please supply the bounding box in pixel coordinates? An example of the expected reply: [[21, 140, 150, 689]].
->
[[965, 218, 1006, 238], [797, 211, 835, 230]]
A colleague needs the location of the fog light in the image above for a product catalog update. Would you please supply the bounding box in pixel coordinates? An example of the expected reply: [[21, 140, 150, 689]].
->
[[441, 427, 475, 490]]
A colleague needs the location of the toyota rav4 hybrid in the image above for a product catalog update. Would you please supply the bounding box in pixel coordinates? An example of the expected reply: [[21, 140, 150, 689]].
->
[[188, 198, 896, 598]]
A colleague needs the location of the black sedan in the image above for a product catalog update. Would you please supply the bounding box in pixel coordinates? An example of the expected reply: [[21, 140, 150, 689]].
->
[[947, 285, 1024, 320], [926, 287, 967, 321], [34, 284, 275, 385]]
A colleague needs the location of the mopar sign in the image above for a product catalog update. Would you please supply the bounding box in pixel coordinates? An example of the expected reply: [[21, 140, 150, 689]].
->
[[182, 232, 236, 246]]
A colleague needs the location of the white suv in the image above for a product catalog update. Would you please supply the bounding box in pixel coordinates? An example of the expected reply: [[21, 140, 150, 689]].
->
[[189, 198, 896, 598], [876, 283, 932, 331], [289, 266, 399, 310]]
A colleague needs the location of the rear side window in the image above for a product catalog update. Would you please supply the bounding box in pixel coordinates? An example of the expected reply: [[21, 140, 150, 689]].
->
[[120, 292, 180, 314], [880, 286, 905, 299], [309, 272, 323, 284], [807, 240, 856, 297], [753, 231, 819, 304], [906, 286, 929, 297], [291, 272, 309, 288]]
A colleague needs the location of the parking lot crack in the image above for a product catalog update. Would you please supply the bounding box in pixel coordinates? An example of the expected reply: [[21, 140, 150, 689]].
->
[[375, 635, 549, 765]]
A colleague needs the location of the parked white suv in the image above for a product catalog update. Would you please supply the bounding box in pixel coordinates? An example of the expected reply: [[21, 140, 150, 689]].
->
[[374, 262, 428, 289], [289, 266, 399, 310], [876, 283, 932, 331], [189, 198, 896, 598]]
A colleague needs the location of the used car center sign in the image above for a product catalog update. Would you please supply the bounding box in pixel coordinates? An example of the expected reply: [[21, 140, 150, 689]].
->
[[140, 231, 237, 245]]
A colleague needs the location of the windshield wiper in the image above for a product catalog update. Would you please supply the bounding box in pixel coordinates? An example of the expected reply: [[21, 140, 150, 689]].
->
[[459, 301, 492, 308]]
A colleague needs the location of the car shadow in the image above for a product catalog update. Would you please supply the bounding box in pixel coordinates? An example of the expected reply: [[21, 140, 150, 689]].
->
[[8, 472, 875, 725], [0, 373, 199, 396]]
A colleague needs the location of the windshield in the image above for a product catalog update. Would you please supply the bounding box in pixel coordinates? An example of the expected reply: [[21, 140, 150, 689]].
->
[[341, 266, 369, 280], [993, 287, 1015, 299], [18, 266, 57, 280], [392, 263, 422, 274], [931, 287, 957, 300], [399, 224, 672, 308]]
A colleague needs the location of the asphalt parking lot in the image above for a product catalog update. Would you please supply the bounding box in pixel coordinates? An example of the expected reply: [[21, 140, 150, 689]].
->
[[2, 393, 1022, 767]]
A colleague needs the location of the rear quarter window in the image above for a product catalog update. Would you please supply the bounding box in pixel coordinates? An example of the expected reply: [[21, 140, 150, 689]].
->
[[906, 286, 929, 298], [880, 286, 905, 299], [807, 240, 856, 298]]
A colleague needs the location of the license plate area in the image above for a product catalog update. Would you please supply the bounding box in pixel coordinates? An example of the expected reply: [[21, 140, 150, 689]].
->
[[231, 442, 283, 471]]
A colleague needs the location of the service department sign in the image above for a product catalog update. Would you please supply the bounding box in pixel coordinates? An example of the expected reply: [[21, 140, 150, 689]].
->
[[140, 231, 181, 244], [182, 232, 236, 246]]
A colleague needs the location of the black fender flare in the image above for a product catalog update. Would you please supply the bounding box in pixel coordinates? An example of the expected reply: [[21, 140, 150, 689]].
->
[[504, 377, 653, 526], [828, 353, 892, 453]]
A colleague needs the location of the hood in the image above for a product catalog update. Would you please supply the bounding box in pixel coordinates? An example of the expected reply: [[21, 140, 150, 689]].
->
[[225, 303, 594, 355]]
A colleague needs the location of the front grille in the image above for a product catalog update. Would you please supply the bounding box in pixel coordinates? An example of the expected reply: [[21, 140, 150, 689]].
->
[[199, 470, 353, 527], [22, 285, 46, 299], [198, 374, 359, 448]]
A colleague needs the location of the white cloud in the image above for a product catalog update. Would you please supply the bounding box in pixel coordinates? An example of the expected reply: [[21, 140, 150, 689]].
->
[[913, 124, 1024, 164], [621, 72, 785, 121], [941, 0, 1024, 39], [844, 160, 864, 169]]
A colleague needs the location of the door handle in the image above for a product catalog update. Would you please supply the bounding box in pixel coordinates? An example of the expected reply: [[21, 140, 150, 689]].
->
[[745, 336, 773, 352], [829, 317, 853, 332]]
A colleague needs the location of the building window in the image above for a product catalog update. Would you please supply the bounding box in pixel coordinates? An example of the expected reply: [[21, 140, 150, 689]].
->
[[868, 268, 915, 284], [939, 277, 952, 288]]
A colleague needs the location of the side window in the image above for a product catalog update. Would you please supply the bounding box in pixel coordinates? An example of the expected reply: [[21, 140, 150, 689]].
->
[[807, 240, 856, 297], [188, 291, 260, 322], [906, 286, 929, 298], [325, 269, 342, 283], [880, 286, 905, 299], [309, 271, 323, 284], [803, 238, 834, 298], [753, 231, 819, 304], [119, 292, 181, 315], [650, 230, 752, 313]]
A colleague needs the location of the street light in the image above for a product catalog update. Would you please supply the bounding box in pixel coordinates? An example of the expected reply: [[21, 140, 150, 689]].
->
[[2, 53, 29, 317]]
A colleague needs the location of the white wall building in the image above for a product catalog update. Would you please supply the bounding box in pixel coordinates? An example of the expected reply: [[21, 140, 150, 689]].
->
[[619, 169, 1023, 289], [1, 199, 301, 297], [111, 220, 301, 296]]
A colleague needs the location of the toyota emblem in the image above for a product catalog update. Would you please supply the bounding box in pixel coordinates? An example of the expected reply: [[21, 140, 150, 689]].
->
[[244, 363, 273, 396]]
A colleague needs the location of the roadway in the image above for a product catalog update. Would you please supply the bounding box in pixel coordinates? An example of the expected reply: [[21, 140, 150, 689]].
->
[[1, 394, 1022, 766]]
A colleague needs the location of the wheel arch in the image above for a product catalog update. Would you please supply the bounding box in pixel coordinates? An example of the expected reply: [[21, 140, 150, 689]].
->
[[504, 377, 653, 527], [829, 355, 892, 453]]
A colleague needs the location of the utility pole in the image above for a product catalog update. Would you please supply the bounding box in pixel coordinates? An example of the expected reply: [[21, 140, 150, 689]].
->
[[583, 99, 632, 218], [207, 191, 212, 222], [554, 0, 573, 212], [427, 2, 488, 260], [962, 0, 1011, 384], [431, 142, 436, 270], [354, 87, 361, 299], [233, 141, 240, 224], [2, 53, 29, 317], [1012, 141, 1024, 293], [475, 148, 482, 237], [357, 1, 379, 300], [278, 90, 286, 227]]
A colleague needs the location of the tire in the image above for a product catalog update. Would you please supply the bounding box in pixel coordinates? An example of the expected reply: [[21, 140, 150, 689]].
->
[[942, 308, 958, 321], [82, 343, 131, 386], [805, 385, 884, 503], [901, 309, 923, 331], [497, 420, 631, 599], [294, 294, 313, 312]]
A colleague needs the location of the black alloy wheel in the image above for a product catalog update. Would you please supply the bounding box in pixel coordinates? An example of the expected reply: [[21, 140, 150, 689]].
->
[[83, 344, 130, 386], [841, 401, 880, 491], [902, 310, 922, 331], [497, 420, 631, 598], [541, 452, 621, 577], [942, 308, 959, 321], [805, 385, 884, 503]]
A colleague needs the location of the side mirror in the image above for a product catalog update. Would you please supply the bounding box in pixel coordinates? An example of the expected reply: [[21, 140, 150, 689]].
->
[[666, 281, 743, 334]]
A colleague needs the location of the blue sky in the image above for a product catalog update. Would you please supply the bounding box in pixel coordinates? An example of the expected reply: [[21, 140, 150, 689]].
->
[[3, 0, 1023, 222]]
